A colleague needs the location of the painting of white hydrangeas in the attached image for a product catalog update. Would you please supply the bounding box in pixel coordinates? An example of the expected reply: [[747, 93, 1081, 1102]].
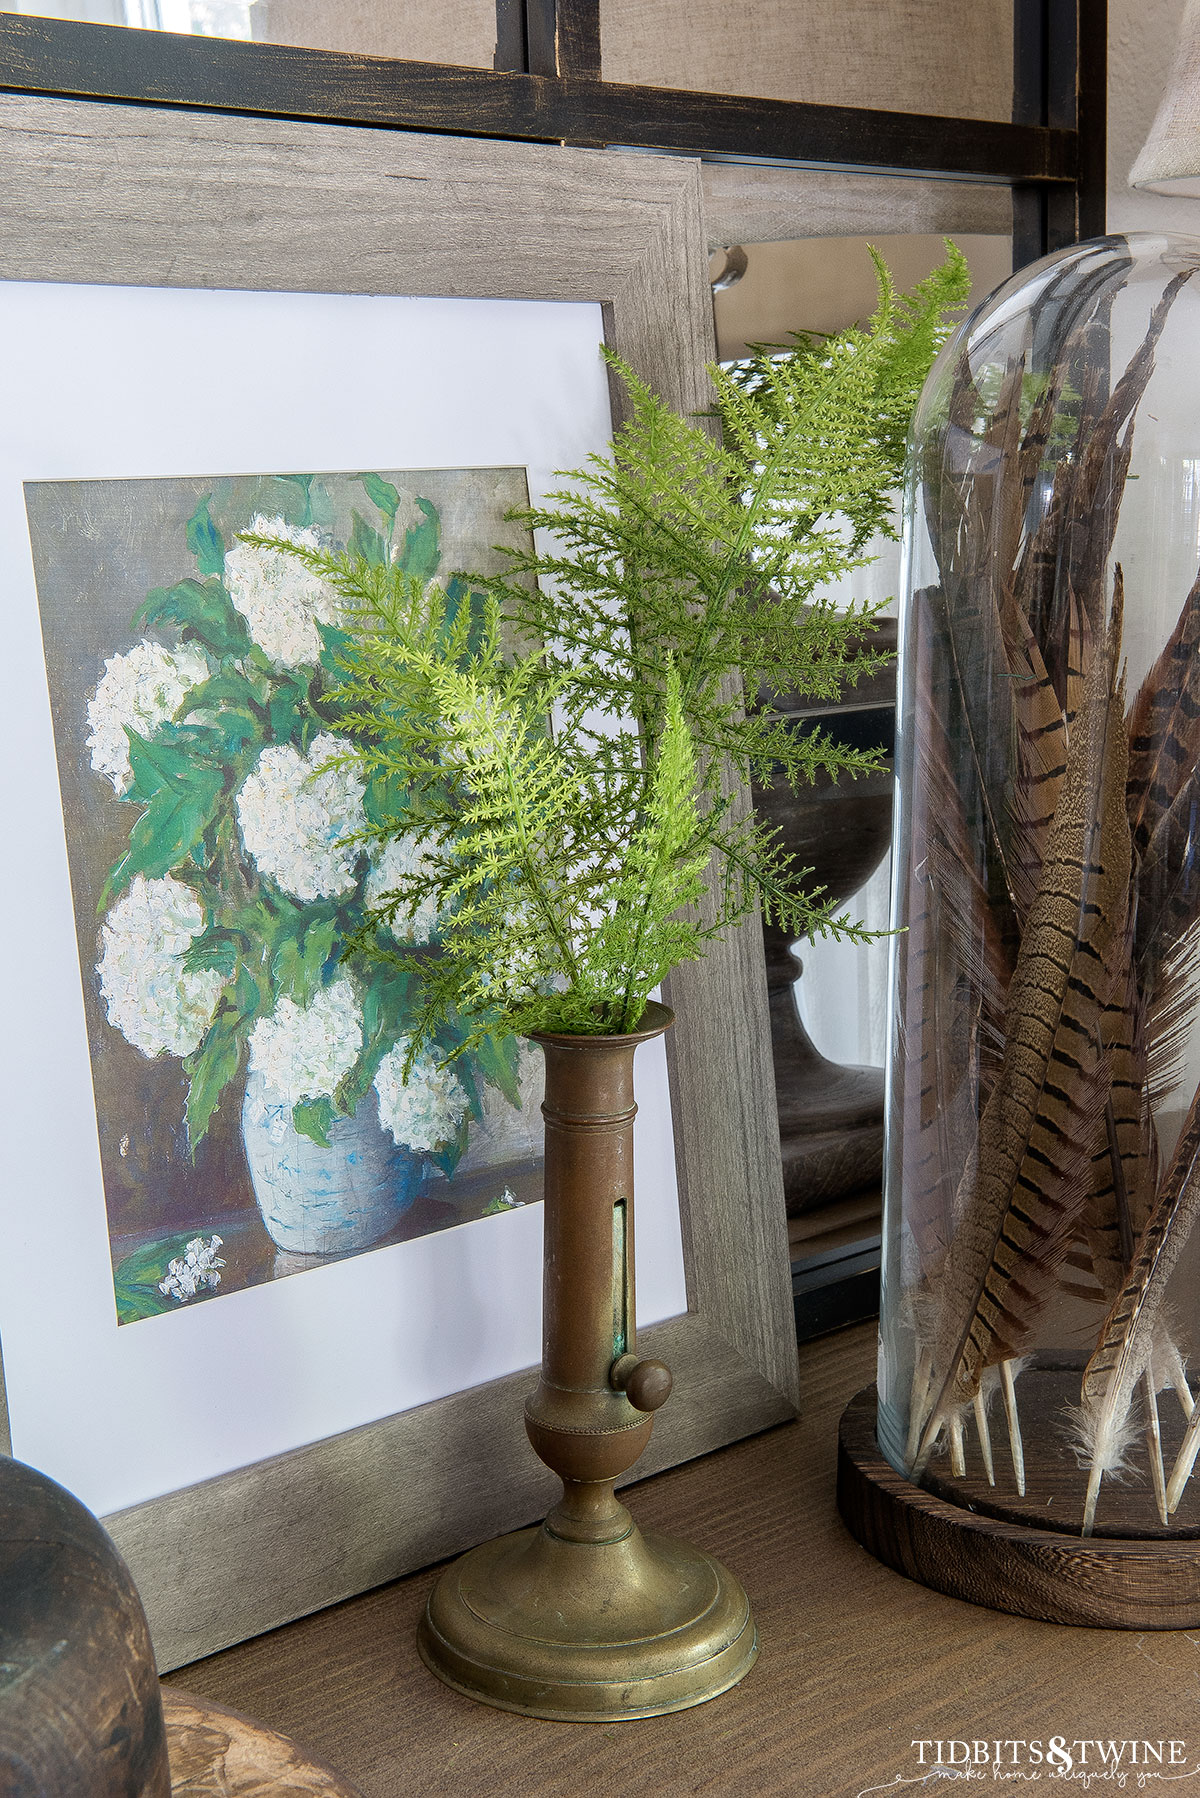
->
[[25, 468, 545, 1323]]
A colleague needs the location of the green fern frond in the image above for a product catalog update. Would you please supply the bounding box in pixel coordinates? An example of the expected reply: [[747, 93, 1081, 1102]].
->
[[252, 242, 967, 1050]]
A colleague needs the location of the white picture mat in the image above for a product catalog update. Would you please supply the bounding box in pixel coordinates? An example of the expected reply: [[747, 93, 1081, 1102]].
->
[[0, 280, 688, 1518]]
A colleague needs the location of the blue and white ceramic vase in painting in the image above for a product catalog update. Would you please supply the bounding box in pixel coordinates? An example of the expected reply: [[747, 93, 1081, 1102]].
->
[[241, 1068, 422, 1255]]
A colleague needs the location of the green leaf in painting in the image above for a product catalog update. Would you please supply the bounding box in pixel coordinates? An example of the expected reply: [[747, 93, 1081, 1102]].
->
[[225, 963, 267, 1031], [268, 675, 309, 746], [428, 1116, 468, 1178], [179, 708, 260, 760], [184, 1004, 245, 1149], [450, 1053, 484, 1120], [396, 497, 440, 581], [293, 1095, 336, 1148], [318, 621, 354, 680], [364, 767, 412, 829], [123, 726, 197, 803], [336, 969, 414, 1111], [135, 578, 252, 658], [216, 713, 260, 757], [114, 1239, 177, 1288], [183, 669, 267, 717], [481, 1191, 522, 1216], [302, 916, 339, 989], [185, 495, 227, 577], [182, 929, 239, 980], [361, 473, 401, 528], [140, 717, 254, 773], [102, 734, 224, 905], [272, 913, 338, 1006], [113, 1279, 174, 1324], [113, 1229, 229, 1323], [272, 472, 315, 527], [444, 575, 491, 659], [349, 510, 387, 568], [468, 1030, 524, 1110]]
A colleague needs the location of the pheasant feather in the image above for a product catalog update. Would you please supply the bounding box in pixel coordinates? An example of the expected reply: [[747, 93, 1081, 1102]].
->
[[1003, 601, 1072, 923], [915, 593, 1131, 1466], [1078, 1070, 1200, 1532], [1127, 566, 1200, 859], [897, 587, 1011, 1277]]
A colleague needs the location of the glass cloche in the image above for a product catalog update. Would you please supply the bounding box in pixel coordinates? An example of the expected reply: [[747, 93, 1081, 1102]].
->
[[880, 234, 1200, 1540]]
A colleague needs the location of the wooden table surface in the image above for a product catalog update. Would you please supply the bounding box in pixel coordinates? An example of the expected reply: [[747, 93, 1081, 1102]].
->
[[165, 1324, 1200, 1796]]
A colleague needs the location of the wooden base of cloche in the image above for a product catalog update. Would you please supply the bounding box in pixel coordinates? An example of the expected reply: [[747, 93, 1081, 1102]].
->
[[837, 1382, 1200, 1629]]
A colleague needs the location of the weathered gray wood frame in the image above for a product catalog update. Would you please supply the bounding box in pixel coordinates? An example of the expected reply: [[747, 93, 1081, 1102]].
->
[[0, 93, 798, 1672]]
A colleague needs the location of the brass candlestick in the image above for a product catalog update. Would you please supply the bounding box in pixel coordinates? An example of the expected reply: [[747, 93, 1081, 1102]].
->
[[418, 1002, 758, 1720]]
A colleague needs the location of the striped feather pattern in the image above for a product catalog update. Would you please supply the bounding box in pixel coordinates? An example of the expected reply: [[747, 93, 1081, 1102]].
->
[[1137, 766, 1200, 975], [1077, 1072, 1200, 1527], [933, 363, 1026, 906], [1004, 604, 1071, 923], [920, 597, 1131, 1437], [1084, 945, 1155, 1300], [897, 588, 1008, 1275], [1134, 753, 1200, 1110], [908, 258, 1200, 1504], [1064, 590, 1094, 736], [1127, 569, 1200, 859]]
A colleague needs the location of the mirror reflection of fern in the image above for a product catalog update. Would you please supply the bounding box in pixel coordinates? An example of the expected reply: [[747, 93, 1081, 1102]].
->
[[253, 247, 970, 1054]]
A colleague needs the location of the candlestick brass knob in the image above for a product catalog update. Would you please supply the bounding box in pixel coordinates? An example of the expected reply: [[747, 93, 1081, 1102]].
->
[[610, 1353, 673, 1413]]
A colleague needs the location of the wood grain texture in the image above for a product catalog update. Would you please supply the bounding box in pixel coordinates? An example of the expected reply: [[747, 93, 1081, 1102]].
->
[[524, 0, 602, 80], [1076, 0, 1109, 242], [108, 1314, 790, 1673], [552, 0, 602, 81], [839, 1386, 1200, 1629], [700, 162, 1013, 251], [665, 924, 798, 1411], [0, 94, 795, 1669], [0, 14, 1077, 182], [163, 1690, 363, 1795], [0, 1334, 11, 1457], [0, 1456, 171, 1797], [165, 1323, 1200, 1797], [918, 1367, 1200, 1540]]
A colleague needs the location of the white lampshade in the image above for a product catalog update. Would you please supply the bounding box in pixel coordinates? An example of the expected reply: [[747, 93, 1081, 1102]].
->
[[1131, 0, 1200, 193]]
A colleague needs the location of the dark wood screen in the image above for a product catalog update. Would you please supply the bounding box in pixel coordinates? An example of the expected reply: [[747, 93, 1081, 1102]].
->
[[0, 0, 1106, 263]]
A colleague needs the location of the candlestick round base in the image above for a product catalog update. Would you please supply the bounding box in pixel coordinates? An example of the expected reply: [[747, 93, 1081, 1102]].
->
[[417, 1517, 757, 1720]]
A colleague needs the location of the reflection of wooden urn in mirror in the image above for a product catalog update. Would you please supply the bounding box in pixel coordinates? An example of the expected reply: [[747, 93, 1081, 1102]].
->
[[751, 622, 896, 1215]]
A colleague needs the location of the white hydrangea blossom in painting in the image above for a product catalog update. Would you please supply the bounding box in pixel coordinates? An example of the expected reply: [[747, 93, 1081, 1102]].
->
[[159, 1235, 225, 1303], [85, 638, 211, 796], [222, 513, 341, 667], [363, 834, 446, 944], [374, 1040, 470, 1152], [247, 978, 364, 1107], [235, 733, 366, 902], [97, 874, 224, 1059]]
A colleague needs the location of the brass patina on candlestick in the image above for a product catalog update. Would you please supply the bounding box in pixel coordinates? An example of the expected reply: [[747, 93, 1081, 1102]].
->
[[418, 1002, 757, 1720]]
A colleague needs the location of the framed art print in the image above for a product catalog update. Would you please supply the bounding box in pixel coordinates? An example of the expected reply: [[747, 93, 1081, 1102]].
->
[[0, 94, 798, 1669], [4, 279, 687, 1511]]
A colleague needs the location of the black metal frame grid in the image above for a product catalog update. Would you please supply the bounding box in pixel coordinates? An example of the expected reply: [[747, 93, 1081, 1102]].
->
[[0, 0, 1107, 264]]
